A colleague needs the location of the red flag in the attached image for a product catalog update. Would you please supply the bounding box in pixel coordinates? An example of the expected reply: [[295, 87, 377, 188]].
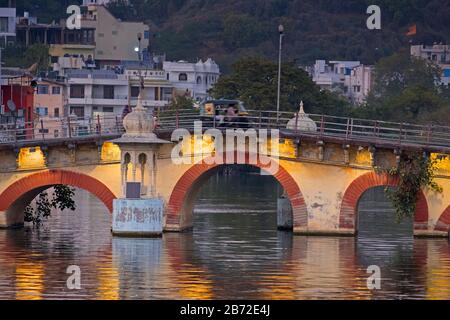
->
[[406, 24, 417, 36]]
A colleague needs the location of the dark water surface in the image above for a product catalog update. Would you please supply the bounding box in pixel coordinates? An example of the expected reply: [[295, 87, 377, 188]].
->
[[0, 172, 450, 300]]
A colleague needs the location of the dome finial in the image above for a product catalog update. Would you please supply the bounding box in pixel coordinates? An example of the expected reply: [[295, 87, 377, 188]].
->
[[299, 101, 305, 114]]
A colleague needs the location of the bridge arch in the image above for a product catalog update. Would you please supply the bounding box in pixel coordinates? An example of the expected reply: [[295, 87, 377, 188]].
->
[[0, 170, 116, 227], [166, 153, 307, 232], [339, 172, 429, 233], [434, 205, 450, 233]]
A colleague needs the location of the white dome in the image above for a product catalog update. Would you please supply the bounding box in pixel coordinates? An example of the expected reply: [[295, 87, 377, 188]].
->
[[286, 101, 317, 132], [122, 92, 156, 139]]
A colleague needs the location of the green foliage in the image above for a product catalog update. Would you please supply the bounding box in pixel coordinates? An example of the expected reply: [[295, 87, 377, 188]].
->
[[210, 56, 353, 115], [168, 95, 194, 110], [3, 44, 50, 72], [24, 185, 76, 228], [383, 152, 442, 222], [357, 51, 450, 124]]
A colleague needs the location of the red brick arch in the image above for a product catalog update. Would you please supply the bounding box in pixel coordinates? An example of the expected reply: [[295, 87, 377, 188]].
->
[[0, 170, 116, 213], [339, 172, 429, 232], [435, 205, 450, 233], [167, 152, 307, 231]]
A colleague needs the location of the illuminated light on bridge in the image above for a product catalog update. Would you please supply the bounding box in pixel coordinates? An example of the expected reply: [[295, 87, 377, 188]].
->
[[101, 142, 121, 163], [18, 147, 46, 169]]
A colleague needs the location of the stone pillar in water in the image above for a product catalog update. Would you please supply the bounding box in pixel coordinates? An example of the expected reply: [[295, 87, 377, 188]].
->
[[277, 197, 293, 230]]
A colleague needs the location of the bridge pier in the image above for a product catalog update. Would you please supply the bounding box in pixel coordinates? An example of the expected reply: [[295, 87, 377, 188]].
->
[[277, 197, 293, 230]]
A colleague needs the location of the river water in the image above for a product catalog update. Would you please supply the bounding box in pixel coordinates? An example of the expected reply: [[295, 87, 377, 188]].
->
[[0, 170, 450, 300]]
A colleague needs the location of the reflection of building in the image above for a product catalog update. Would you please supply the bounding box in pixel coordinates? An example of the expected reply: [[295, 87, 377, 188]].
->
[[411, 44, 450, 86], [309, 60, 373, 105], [163, 59, 220, 101]]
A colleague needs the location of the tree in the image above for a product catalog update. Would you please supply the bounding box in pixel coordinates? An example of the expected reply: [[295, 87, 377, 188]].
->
[[359, 51, 448, 123], [24, 185, 76, 228], [209, 56, 352, 115]]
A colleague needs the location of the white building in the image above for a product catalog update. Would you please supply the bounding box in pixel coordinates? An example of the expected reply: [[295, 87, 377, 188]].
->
[[163, 58, 220, 101], [411, 44, 450, 86], [66, 67, 173, 118], [344, 65, 373, 105], [66, 69, 129, 118], [0, 7, 16, 46], [83, 0, 116, 5], [310, 60, 373, 104]]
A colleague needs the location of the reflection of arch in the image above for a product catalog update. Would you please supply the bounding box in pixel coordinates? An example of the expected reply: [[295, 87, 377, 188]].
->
[[339, 172, 428, 232], [0, 170, 116, 215], [435, 205, 450, 233], [167, 153, 307, 231]]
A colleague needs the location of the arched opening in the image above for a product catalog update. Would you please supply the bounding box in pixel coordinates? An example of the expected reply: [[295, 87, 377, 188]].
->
[[0, 170, 116, 228], [178, 73, 188, 81], [167, 155, 307, 232], [435, 205, 450, 235], [339, 172, 428, 234]]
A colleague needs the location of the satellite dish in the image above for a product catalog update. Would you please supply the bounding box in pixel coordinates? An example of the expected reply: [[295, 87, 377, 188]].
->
[[7, 100, 16, 112]]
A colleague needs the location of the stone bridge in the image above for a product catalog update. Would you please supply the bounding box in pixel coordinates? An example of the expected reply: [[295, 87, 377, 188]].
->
[[1, 106, 450, 237]]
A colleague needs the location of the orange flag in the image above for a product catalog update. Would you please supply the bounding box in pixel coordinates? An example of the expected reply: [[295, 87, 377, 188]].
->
[[406, 24, 417, 36]]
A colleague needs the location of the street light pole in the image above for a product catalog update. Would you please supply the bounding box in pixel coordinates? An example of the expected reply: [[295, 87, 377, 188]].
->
[[276, 24, 284, 126]]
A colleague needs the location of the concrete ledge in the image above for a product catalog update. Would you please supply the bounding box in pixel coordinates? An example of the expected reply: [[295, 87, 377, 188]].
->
[[164, 224, 193, 233], [294, 228, 356, 237], [414, 230, 448, 238], [112, 231, 162, 238]]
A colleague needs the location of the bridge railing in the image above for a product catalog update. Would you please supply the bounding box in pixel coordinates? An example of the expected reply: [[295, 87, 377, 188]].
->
[[0, 115, 124, 144], [1, 109, 450, 150], [155, 109, 450, 149]]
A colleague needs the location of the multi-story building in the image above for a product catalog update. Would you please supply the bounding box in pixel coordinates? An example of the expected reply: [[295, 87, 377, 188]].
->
[[66, 69, 129, 118], [125, 64, 173, 110], [16, 4, 149, 68], [80, 4, 150, 67], [163, 58, 220, 101], [344, 64, 373, 105], [411, 44, 450, 86], [0, 7, 16, 46], [310, 60, 373, 105], [33, 79, 66, 138]]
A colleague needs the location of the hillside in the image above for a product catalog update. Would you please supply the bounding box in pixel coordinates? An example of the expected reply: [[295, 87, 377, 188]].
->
[[2, 0, 450, 72], [107, 0, 450, 72]]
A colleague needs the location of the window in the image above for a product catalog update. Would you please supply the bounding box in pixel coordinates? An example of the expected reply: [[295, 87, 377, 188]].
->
[[131, 86, 140, 98], [103, 107, 114, 113], [104, 86, 115, 99], [144, 31, 150, 39], [70, 85, 85, 98], [54, 108, 60, 118], [70, 106, 85, 118], [197, 76, 202, 84], [0, 17, 8, 33], [36, 107, 48, 116], [52, 86, 61, 95], [179, 73, 188, 81], [37, 85, 49, 95]]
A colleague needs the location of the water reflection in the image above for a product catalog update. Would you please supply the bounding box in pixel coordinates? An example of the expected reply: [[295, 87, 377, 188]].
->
[[0, 171, 450, 299]]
